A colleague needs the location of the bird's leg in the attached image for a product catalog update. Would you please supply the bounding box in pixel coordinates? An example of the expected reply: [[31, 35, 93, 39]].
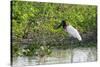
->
[[78, 41, 81, 47], [70, 37, 73, 63]]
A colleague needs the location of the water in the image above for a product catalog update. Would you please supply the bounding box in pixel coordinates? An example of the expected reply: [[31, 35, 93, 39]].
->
[[12, 47, 97, 66]]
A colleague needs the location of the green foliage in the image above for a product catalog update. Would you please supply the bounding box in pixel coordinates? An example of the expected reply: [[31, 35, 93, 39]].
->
[[11, 1, 97, 56], [12, 42, 23, 56]]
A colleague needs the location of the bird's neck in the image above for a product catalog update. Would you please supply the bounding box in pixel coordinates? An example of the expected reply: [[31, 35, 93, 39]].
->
[[63, 25, 67, 29]]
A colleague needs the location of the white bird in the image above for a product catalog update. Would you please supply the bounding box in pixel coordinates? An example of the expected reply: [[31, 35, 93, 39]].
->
[[57, 20, 82, 62], [66, 25, 82, 41], [57, 20, 82, 41]]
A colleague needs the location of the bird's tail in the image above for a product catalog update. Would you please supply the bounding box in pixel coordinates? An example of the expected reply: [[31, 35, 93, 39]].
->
[[77, 35, 82, 41]]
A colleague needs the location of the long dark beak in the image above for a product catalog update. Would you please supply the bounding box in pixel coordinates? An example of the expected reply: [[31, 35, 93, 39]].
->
[[56, 22, 62, 29]]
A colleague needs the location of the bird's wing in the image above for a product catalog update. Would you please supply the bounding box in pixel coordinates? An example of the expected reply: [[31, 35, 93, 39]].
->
[[67, 25, 82, 41]]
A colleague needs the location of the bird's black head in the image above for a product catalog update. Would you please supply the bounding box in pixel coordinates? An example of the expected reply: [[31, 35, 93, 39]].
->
[[57, 20, 67, 29], [61, 20, 67, 29]]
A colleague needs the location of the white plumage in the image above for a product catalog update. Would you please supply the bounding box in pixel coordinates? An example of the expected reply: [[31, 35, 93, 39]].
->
[[65, 25, 82, 41]]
